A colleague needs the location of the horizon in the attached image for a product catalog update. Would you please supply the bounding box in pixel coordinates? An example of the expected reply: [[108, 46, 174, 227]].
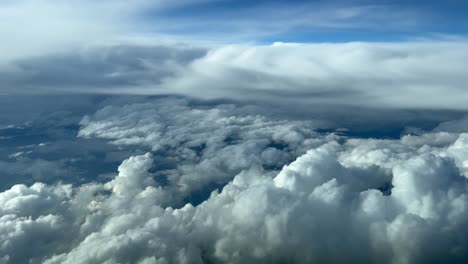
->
[[1, 1, 468, 264]]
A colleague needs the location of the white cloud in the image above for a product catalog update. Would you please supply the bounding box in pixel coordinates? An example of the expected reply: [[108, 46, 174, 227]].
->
[[2, 99, 468, 263], [78, 98, 330, 200], [0, 0, 428, 62], [1, 130, 467, 263], [161, 42, 468, 110]]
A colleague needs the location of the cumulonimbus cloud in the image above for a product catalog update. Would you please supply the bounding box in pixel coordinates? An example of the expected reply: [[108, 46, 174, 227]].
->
[[164, 42, 468, 110], [1, 1, 468, 263], [2, 41, 468, 113]]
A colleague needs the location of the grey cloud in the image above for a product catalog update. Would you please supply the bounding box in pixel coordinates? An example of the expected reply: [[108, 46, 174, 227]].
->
[[3, 41, 468, 113], [0, 45, 206, 94], [2, 41, 468, 127], [434, 116, 468, 133], [0, 158, 71, 187]]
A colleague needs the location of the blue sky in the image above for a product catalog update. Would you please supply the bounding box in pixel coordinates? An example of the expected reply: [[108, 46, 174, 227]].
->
[[133, 0, 468, 42], [1, 0, 467, 60]]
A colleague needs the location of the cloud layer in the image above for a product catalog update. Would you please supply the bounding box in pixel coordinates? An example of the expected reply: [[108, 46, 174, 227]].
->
[[164, 42, 468, 110], [2, 42, 468, 114], [2, 2, 468, 263], [3, 0, 466, 49], [1, 99, 468, 263], [78, 98, 330, 203]]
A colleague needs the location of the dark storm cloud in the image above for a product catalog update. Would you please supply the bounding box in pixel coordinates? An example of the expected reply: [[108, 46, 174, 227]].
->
[[3, 41, 468, 117], [0, 45, 206, 94]]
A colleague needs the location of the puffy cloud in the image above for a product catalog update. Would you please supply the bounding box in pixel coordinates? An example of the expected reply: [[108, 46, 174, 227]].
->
[[1, 98, 468, 263], [0, 183, 75, 263], [2, 2, 468, 263], [78, 98, 331, 203], [1, 133, 467, 263]]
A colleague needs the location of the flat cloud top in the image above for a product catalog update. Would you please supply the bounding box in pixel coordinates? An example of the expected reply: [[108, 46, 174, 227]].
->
[[2, 42, 468, 112]]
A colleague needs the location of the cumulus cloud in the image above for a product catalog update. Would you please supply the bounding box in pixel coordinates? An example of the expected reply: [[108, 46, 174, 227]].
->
[[1, 134, 467, 263], [1, 99, 468, 263], [78, 98, 331, 203], [2, 2, 468, 263]]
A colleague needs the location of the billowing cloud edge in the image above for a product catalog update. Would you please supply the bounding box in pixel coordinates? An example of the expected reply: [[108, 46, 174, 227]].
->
[[1, 99, 468, 263]]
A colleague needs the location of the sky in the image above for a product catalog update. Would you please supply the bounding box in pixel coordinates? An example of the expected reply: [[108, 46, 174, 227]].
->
[[138, 0, 468, 42], [1, 1, 468, 264]]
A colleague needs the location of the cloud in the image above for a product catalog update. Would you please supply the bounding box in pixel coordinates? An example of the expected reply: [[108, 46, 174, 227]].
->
[[0, 0, 433, 60], [2, 2, 467, 117], [148, 2, 424, 41], [2, 98, 468, 263], [0, 158, 71, 188], [2, 41, 468, 116], [1, 2, 468, 263], [0, 95, 151, 191], [78, 98, 331, 203], [1, 126, 468, 263], [4, 93, 468, 262], [0, 44, 206, 94], [434, 116, 468, 133], [0, 0, 213, 61], [163, 42, 468, 110]]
